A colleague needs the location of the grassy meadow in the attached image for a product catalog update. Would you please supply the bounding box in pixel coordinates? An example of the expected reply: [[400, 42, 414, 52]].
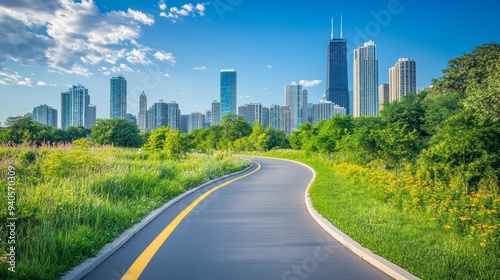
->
[[264, 150, 499, 280], [0, 141, 249, 279]]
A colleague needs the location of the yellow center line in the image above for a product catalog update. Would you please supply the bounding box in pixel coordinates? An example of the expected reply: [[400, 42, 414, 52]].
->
[[121, 161, 261, 280]]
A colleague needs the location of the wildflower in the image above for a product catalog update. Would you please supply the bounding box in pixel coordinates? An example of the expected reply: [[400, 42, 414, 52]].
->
[[443, 224, 452, 230], [480, 242, 486, 247]]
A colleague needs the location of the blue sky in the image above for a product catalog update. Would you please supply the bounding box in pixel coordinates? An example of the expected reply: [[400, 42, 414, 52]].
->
[[1, 0, 499, 126]]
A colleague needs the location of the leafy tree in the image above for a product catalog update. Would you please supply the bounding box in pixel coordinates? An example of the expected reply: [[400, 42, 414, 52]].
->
[[375, 123, 420, 170], [220, 114, 251, 149], [337, 117, 384, 164], [63, 126, 91, 142], [430, 43, 500, 122], [163, 129, 189, 160], [144, 126, 189, 160], [309, 115, 354, 154], [417, 110, 500, 193], [0, 116, 51, 144], [266, 128, 290, 149], [465, 58, 500, 121], [422, 94, 463, 136], [432, 43, 500, 98], [380, 93, 428, 138], [247, 122, 269, 151], [289, 122, 314, 150], [91, 118, 142, 147], [144, 126, 170, 156]]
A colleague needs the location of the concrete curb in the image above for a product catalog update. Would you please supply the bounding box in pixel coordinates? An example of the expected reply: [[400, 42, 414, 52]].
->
[[251, 156, 420, 280], [61, 162, 254, 280]]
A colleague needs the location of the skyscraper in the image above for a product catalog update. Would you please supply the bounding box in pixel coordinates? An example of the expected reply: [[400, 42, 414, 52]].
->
[[211, 100, 221, 126], [312, 98, 346, 125], [188, 112, 205, 132], [378, 83, 389, 112], [166, 101, 181, 130], [110, 75, 127, 119], [87, 105, 96, 128], [238, 102, 262, 125], [326, 16, 349, 114], [389, 58, 417, 102], [32, 105, 58, 127], [269, 104, 281, 130], [146, 100, 180, 131], [284, 84, 308, 131], [353, 40, 378, 117], [280, 105, 292, 135], [61, 85, 91, 128], [261, 106, 269, 128], [220, 69, 237, 117], [147, 100, 168, 131], [138, 91, 147, 132]]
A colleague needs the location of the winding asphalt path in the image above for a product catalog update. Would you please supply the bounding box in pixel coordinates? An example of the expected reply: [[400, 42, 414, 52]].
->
[[81, 157, 391, 280]]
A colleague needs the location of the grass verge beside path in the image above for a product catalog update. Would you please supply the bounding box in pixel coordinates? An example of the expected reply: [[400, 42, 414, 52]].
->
[[263, 150, 499, 280], [0, 143, 249, 280]]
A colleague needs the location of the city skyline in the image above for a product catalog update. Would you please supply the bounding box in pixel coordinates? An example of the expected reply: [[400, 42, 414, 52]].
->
[[1, 1, 500, 125]]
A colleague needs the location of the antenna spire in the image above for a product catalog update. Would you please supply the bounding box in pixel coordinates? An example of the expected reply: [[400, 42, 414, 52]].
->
[[330, 17, 334, 40], [340, 14, 343, 39]]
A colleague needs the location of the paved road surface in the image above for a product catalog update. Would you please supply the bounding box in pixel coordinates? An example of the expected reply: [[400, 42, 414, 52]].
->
[[82, 157, 391, 280]]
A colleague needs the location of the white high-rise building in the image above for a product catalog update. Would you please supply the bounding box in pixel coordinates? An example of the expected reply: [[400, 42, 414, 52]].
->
[[138, 91, 147, 132], [378, 83, 389, 112], [312, 98, 346, 125], [238, 102, 262, 125], [284, 84, 308, 131], [389, 58, 417, 102], [211, 100, 221, 126], [353, 40, 378, 117]]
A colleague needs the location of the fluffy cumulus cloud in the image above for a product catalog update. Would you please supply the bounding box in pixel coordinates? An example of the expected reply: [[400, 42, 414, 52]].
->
[[160, 2, 206, 22], [0, 0, 174, 79], [299, 79, 322, 87], [154, 51, 176, 64]]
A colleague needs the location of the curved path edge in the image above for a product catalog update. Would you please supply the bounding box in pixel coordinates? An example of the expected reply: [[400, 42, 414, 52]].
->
[[253, 156, 420, 280], [61, 162, 255, 280]]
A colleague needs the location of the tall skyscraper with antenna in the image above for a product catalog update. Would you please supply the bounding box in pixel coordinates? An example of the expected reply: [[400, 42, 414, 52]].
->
[[326, 16, 349, 114]]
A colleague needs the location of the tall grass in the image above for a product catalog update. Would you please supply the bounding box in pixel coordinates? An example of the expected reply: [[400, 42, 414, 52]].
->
[[264, 150, 499, 280], [0, 143, 249, 279]]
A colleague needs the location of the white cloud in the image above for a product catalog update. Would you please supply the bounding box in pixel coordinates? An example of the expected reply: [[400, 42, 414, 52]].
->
[[238, 95, 251, 99], [266, 65, 272, 69], [192, 66, 209, 70], [0, 68, 56, 87], [195, 3, 205, 15], [154, 51, 176, 64], [299, 79, 322, 87], [99, 63, 134, 76], [159, 0, 167, 11], [261, 87, 267, 90], [126, 48, 152, 65], [160, 3, 206, 22], [0, 1, 168, 76]]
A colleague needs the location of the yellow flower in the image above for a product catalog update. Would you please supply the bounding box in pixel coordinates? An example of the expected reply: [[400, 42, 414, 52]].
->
[[444, 224, 452, 230], [480, 242, 486, 247]]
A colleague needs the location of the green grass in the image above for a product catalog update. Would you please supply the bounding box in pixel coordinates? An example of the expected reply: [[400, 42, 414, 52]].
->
[[0, 144, 249, 279], [263, 150, 499, 280]]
